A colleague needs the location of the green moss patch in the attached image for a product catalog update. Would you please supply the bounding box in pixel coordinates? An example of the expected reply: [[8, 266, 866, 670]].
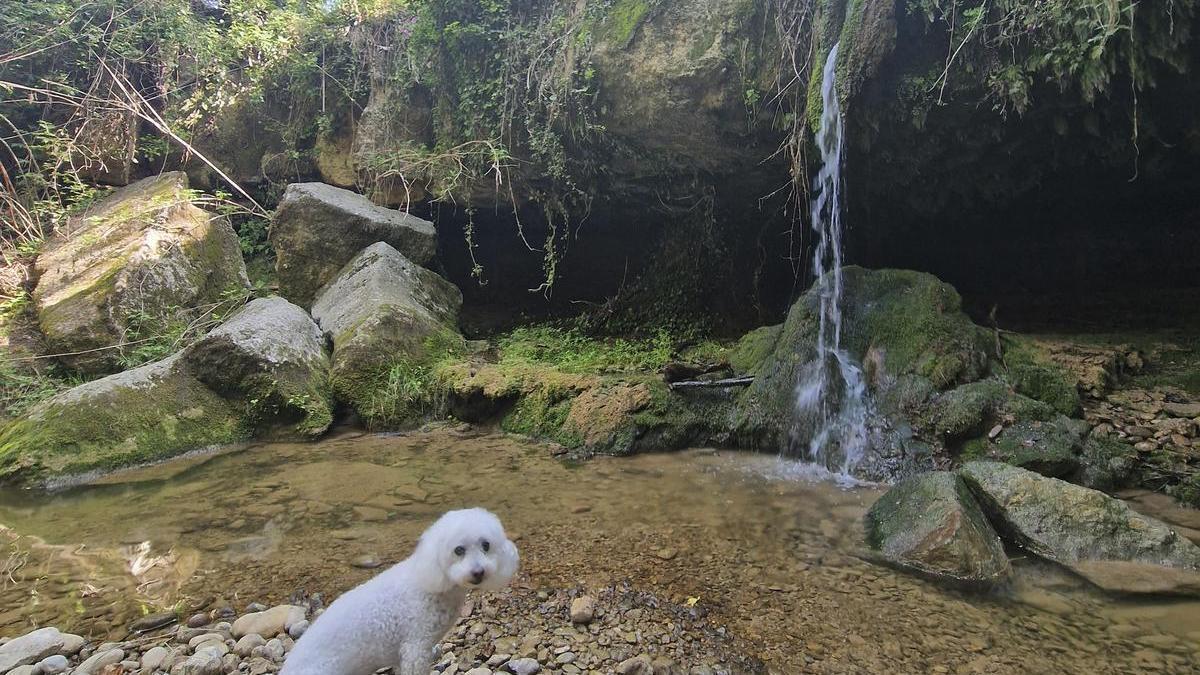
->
[[0, 358, 246, 486]]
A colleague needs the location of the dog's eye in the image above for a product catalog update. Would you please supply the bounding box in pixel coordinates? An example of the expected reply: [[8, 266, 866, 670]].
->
[[481, 540, 490, 552], [453, 546, 465, 557]]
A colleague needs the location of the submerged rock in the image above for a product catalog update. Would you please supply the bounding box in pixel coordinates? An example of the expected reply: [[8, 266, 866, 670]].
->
[[270, 182, 437, 305], [960, 461, 1200, 595], [864, 472, 1009, 587], [311, 242, 462, 429], [183, 296, 333, 438], [31, 172, 248, 374]]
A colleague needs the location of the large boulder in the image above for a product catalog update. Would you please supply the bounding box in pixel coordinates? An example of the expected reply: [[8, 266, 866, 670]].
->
[[0, 297, 330, 486], [183, 296, 333, 438], [0, 354, 244, 485], [32, 172, 249, 374], [311, 242, 462, 428], [735, 267, 991, 479], [270, 183, 437, 305], [960, 461, 1200, 595], [864, 472, 1010, 587]]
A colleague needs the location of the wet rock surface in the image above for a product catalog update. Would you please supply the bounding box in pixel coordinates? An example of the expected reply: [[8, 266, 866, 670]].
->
[[864, 472, 1009, 586], [960, 461, 1200, 595]]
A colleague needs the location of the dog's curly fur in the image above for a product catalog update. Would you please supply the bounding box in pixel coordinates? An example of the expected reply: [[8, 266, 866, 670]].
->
[[280, 508, 519, 675]]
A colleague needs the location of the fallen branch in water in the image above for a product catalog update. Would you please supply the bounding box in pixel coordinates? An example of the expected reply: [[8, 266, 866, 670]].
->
[[668, 376, 754, 391]]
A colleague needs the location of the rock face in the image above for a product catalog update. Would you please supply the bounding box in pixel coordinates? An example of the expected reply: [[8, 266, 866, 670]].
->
[[864, 472, 1009, 587], [960, 461, 1200, 595], [270, 183, 437, 305], [0, 297, 330, 486], [311, 242, 462, 429], [32, 172, 249, 374], [184, 297, 333, 438]]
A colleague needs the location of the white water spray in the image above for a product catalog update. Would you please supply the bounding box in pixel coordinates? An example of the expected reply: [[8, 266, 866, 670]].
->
[[792, 43, 869, 476]]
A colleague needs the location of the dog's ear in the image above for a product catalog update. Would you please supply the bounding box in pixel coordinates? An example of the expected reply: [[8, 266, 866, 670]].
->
[[495, 538, 519, 585], [409, 529, 455, 593]]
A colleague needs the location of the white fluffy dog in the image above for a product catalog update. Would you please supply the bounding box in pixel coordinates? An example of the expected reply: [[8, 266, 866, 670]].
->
[[280, 508, 519, 675]]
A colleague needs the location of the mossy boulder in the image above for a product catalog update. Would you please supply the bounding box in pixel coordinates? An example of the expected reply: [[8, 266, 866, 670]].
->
[[0, 296, 332, 486], [270, 183, 438, 306], [960, 417, 1088, 479], [183, 296, 333, 439], [0, 355, 244, 486], [921, 379, 1055, 442], [1000, 336, 1083, 416], [727, 324, 782, 375], [864, 471, 1010, 587], [311, 242, 464, 429], [960, 461, 1200, 595], [32, 172, 249, 374], [735, 267, 990, 476]]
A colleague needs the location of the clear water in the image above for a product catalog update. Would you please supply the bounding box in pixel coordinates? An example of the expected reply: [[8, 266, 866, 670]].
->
[[793, 42, 870, 475], [1, 430, 1198, 673]]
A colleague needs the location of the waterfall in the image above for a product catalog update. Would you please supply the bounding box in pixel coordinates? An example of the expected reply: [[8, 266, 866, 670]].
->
[[791, 43, 869, 476]]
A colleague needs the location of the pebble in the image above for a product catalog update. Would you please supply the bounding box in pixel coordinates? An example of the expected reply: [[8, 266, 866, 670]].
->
[[186, 613, 210, 628], [235, 633, 266, 657], [505, 657, 542, 675], [35, 654, 69, 674], [75, 647, 124, 675], [288, 620, 310, 639], [569, 596, 596, 624], [141, 645, 173, 672], [0, 627, 64, 671], [352, 555, 383, 569], [231, 604, 306, 639]]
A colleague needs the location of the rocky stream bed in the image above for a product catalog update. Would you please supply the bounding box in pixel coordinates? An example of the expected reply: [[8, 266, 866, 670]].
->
[[2, 430, 1200, 675]]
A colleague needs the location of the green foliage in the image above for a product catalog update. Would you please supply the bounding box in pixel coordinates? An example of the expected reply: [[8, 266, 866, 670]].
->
[[116, 286, 252, 371], [0, 360, 80, 420], [906, 0, 1193, 113], [497, 325, 675, 374], [345, 328, 466, 429], [500, 388, 583, 447], [354, 0, 613, 292]]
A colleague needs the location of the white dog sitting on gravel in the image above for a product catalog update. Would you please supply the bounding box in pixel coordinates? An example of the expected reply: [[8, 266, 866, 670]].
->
[[280, 508, 519, 675]]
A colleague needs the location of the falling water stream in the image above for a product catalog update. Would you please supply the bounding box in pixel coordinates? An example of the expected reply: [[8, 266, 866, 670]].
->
[[793, 42, 870, 476]]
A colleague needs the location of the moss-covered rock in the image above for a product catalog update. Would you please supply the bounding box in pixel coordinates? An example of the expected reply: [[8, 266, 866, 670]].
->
[[183, 296, 333, 439], [0, 295, 336, 486], [0, 355, 245, 486], [1000, 336, 1083, 416], [311, 242, 464, 429], [864, 471, 1009, 587], [960, 417, 1088, 479], [960, 461, 1200, 596], [735, 267, 990, 471], [728, 324, 781, 375], [270, 183, 438, 306], [1075, 435, 1138, 493], [32, 172, 249, 374]]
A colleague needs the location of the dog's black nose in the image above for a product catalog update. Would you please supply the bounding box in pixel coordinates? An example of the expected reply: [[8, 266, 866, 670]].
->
[[471, 569, 486, 584]]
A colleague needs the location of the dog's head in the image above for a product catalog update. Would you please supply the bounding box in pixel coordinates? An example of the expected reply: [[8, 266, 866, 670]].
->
[[412, 507, 519, 593]]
